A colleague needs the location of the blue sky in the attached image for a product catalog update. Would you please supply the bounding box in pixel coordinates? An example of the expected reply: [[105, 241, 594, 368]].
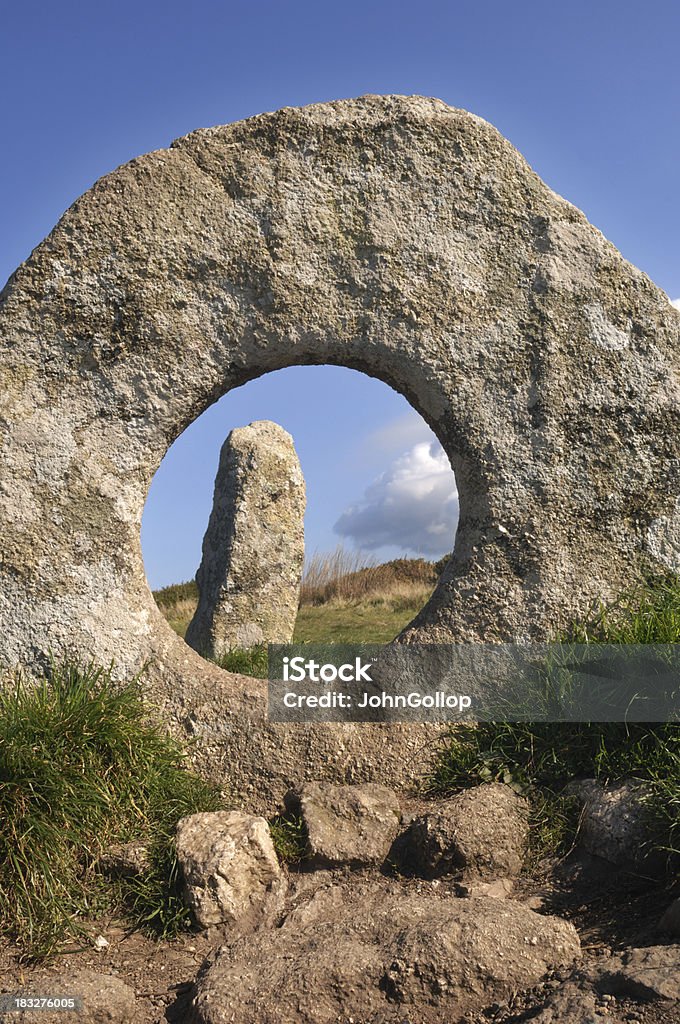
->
[[2, 0, 679, 588]]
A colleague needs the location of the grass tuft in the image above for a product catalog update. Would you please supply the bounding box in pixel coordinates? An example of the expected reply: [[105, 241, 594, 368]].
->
[[429, 575, 680, 873], [563, 572, 680, 644], [268, 813, 308, 863], [0, 660, 222, 958], [428, 721, 679, 866], [214, 644, 269, 678]]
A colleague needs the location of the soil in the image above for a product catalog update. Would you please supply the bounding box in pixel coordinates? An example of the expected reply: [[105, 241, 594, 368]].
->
[[0, 922, 213, 1023], [0, 853, 678, 1023]]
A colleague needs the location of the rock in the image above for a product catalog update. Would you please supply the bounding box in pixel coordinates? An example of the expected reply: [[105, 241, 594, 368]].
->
[[529, 979, 599, 1023], [96, 840, 150, 878], [3, 96, 680, 806], [185, 420, 305, 658], [190, 881, 581, 1023], [398, 782, 529, 880], [175, 811, 285, 930], [290, 781, 401, 866], [600, 945, 680, 1001], [458, 877, 515, 899], [658, 898, 680, 936], [551, 848, 620, 888], [0, 971, 136, 1022], [568, 780, 655, 867]]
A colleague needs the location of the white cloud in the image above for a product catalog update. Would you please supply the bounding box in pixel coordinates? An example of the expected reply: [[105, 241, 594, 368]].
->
[[362, 411, 437, 456], [672, 298, 680, 310], [334, 440, 458, 556]]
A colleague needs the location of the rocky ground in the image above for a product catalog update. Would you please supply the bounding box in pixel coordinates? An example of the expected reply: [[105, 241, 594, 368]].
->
[[0, 781, 678, 1024]]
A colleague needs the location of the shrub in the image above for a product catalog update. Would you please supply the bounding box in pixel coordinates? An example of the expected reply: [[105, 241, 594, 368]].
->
[[152, 579, 198, 610], [0, 660, 222, 957], [433, 552, 453, 576], [300, 546, 377, 605]]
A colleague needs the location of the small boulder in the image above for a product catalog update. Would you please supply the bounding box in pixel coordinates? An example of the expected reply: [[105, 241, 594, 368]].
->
[[658, 898, 680, 937], [600, 945, 680, 1001], [458, 877, 515, 899], [175, 810, 285, 930], [398, 782, 529, 880], [529, 979, 599, 1023], [190, 881, 581, 1024], [290, 781, 401, 867], [568, 779, 655, 867]]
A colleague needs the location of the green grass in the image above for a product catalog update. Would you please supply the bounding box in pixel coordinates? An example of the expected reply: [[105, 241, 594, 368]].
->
[[214, 644, 269, 678], [429, 575, 680, 873], [429, 721, 679, 865], [293, 595, 426, 643], [0, 660, 223, 958], [199, 591, 427, 674], [564, 572, 680, 644], [159, 596, 427, 647], [268, 813, 308, 863], [162, 598, 425, 647], [167, 614, 191, 637], [153, 557, 435, 648]]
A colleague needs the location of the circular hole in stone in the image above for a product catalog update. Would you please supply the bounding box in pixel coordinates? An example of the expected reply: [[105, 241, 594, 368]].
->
[[142, 365, 458, 673]]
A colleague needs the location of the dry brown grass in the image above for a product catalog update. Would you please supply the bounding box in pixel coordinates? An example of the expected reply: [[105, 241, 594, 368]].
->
[[154, 548, 443, 639], [164, 597, 198, 634], [299, 546, 438, 607], [300, 547, 376, 605]]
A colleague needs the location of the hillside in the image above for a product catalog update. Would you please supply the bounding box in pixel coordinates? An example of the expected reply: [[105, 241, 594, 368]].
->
[[153, 553, 447, 644]]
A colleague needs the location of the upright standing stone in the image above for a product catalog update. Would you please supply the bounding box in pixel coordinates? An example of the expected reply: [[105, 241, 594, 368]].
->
[[186, 420, 305, 657]]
